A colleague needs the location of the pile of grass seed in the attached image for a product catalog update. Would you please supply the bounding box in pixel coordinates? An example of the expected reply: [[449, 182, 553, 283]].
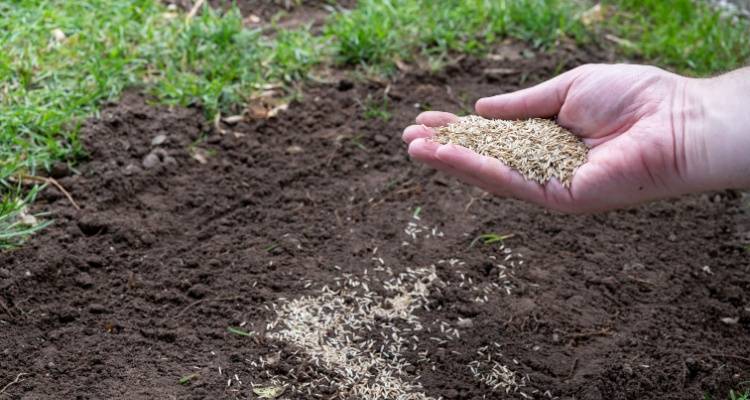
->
[[432, 116, 588, 187]]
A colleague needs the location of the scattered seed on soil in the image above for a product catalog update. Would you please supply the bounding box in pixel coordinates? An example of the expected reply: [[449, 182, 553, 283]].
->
[[432, 116, 588, 187]]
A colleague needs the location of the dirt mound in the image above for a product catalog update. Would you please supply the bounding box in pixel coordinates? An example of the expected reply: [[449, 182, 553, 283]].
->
[[1, 43, 748, 399]]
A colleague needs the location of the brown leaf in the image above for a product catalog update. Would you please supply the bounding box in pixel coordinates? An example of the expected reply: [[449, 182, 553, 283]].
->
[[579, 4, 608, 27]]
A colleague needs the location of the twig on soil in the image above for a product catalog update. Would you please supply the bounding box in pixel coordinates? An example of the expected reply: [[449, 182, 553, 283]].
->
[[566, 358, 578, 380], [0, 299, 15, 319], [11, 175, 81, 210], [464, 196, 476, 213], [0, 373, 29, 395], [626, 275, 656, 287], [187, 0, 206, 21]]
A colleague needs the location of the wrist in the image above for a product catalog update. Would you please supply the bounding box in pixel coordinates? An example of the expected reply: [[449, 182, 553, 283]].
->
[[684, 69, 750, 190]]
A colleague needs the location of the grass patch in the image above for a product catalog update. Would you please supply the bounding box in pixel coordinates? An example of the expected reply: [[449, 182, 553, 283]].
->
[[606, 0, 750, 75], [362, 94, 392, 121], [0, 186, 51, 249], [0, 0, 323, 247], [326, 0, 587, 71]]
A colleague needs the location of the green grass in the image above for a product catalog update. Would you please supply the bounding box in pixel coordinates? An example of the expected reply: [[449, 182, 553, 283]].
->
[[0, 0, 322, 175], [362, 94, 392, 121], [0, 186, 51, 249], [2, 0, 750, 247], [0, 0, 324, 247], [227, 326, 253, 337], [178, 373, 199, 385], [607, 0, 750, 75], [326, 0, 588, 71], [470, 233, 515, 248]]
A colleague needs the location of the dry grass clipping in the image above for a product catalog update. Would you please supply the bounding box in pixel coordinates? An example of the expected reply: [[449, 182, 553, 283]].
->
[[432, 116, 588, 187]]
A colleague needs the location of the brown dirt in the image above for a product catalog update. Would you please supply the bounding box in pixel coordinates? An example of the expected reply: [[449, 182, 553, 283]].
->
[[2, 43, 749, 400]]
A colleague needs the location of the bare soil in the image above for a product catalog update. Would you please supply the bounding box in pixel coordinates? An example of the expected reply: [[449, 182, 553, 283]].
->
[[1, 42, 749, 399]]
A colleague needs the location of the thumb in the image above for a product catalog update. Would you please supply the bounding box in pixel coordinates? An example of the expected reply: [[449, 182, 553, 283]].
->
[[475, 65, 587, 120]]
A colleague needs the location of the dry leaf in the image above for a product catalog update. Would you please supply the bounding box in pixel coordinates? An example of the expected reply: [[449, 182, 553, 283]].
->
[[247, 91, 289, 119], [244, 14, 262, 24], [487, 46, 523, 62], [394, 57, 412, 72], [266, 103, 288, 118], [51, 28, 66, 42], [579, 4, 608, 27], [21, 213, 38, 227], [253, 385, 286, 398]]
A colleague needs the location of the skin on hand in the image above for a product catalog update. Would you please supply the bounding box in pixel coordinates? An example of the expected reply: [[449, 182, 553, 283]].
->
[[402, 64, 750, 213]]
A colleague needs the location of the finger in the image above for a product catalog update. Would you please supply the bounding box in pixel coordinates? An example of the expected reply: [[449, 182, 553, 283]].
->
[[416, 111, 458, 127], [475, 66, 586, 120], [434, 144, 547, 203], [408, 139, 485, 187], [402, 124, 434, 144]]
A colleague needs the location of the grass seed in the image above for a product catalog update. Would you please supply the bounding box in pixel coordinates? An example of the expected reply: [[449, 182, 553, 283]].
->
[[432, 116, 588, 187]]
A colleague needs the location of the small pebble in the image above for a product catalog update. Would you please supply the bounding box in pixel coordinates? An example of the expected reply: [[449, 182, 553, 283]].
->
[[49, 161, 72, 179], [123, 163, 142, 176], [374, 134, 388, 144], [456, 318, 474, 328], [151, 134, 167, 146], [188, 283, 210, 299], [75, 272, 94, 288], [88, 303, 107, 314], [142, 152, 160, 169]]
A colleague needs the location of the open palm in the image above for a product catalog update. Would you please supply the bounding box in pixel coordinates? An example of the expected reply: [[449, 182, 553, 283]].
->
[[403, 64, 709, 213]]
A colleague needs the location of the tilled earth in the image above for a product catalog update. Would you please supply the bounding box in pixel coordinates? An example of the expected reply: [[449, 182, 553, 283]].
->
[[1, 42, 749, 399]]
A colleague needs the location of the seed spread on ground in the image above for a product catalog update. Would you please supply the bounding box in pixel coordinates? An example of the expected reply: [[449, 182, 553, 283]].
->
[[432, 116, 588, 187]]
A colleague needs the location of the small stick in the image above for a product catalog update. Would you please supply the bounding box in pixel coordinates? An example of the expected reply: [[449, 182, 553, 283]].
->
[[463, 196, 476, 213], [14, 175, 81, 210], [0, 373, 28, 395], [0, 298, 15, 318], [187, 0, 206, 21]]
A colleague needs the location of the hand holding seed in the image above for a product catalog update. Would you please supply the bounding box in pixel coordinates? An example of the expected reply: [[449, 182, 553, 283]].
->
[[403, 64, 750, 213]]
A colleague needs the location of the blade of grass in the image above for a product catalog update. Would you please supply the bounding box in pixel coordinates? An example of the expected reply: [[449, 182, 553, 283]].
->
[[227, 326, 253, 337]]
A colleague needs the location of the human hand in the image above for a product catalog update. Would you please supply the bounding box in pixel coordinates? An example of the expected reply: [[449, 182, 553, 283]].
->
[[403, 64, 750, 213]]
